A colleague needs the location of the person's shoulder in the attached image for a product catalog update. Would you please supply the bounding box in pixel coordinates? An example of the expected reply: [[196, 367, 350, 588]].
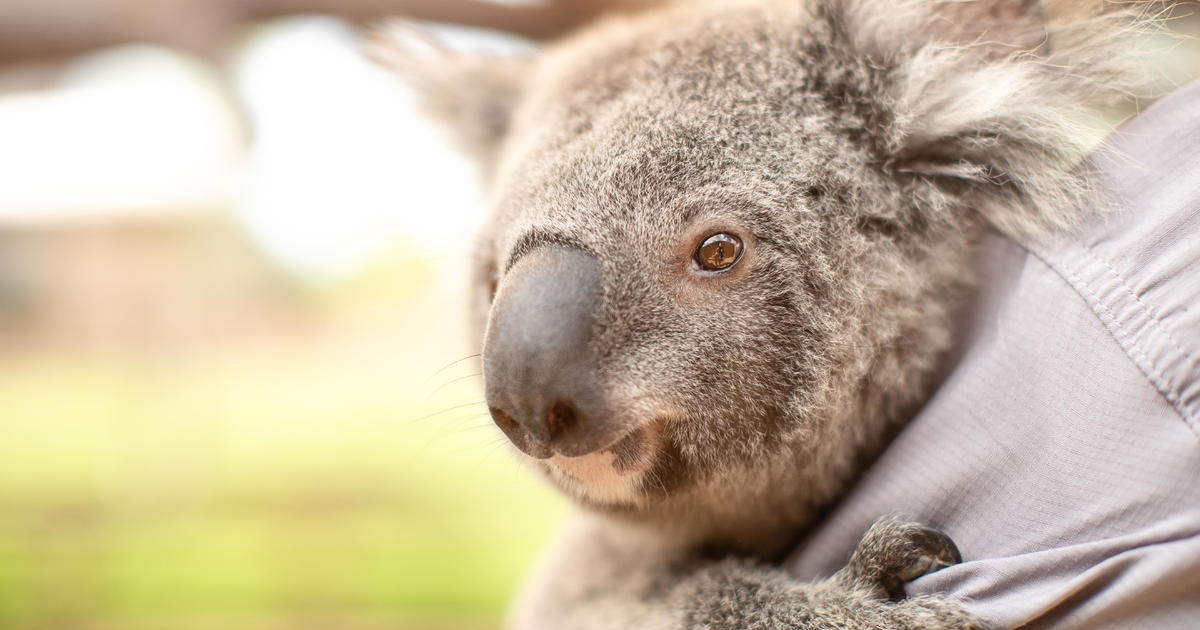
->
[[1025, 78, 1200, 439], [787, 80, 1200, 630]]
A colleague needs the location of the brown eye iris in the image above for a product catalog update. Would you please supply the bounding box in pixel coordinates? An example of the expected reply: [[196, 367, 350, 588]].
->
[[694, 233, 743, 272]]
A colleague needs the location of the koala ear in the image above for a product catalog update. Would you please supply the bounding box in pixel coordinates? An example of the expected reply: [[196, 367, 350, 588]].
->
[[364, 21, 532, 175], [841, 0, 1150, 236], [923, 0, 1050, 57]]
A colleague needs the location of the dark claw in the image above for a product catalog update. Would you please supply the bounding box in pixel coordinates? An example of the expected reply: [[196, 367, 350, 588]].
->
[[838, 516, 965, 601], [888, 526, 962, 598]]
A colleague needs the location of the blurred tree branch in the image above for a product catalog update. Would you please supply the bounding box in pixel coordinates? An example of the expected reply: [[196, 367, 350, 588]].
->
[[0, 0, 665, 63]]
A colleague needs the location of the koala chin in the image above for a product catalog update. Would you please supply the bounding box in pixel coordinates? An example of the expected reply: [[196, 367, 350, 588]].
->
[[370, 1, 1153, 628]]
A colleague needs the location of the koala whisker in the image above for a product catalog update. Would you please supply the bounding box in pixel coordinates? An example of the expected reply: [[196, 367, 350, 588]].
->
[[423, 372, 484, 403], [446, 412, 497, 431], [420, 353, 482, 388], [420, 419, 500, 453], [405, 400, 488, 425]]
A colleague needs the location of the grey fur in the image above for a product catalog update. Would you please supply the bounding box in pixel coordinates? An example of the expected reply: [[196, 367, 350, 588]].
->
[[369, 1, 1156, 628]]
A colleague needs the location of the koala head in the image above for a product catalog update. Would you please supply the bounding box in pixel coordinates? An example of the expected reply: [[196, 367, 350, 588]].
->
[[372, 0, 1145, 546]]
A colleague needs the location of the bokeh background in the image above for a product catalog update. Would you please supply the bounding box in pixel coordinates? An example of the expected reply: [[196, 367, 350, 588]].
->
[[0, 1, 1197, 629]]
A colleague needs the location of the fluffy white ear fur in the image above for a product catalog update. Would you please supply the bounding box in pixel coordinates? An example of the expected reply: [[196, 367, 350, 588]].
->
[[841, 0, 1159, 236], [367, 1, 1158, 236], [364, 20, 531, 175]]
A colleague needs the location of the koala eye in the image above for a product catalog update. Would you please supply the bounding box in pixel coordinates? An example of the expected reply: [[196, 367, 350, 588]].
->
[[693, 233, 743, 272]]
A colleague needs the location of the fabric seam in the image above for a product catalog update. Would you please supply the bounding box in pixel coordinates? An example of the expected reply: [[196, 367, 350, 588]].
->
[[1021, 240, 1200, 441]]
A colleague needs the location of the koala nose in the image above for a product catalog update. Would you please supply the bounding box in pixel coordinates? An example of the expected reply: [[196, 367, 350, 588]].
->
[[483, 246, 611, 458]]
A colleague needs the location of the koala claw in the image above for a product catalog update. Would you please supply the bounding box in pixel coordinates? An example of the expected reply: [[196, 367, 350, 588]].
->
[[894, 526, 962, 584], [838, 517, 964, 601]]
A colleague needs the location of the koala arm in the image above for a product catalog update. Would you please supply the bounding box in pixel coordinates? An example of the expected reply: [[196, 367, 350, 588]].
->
[[509, 515, 988, 630]]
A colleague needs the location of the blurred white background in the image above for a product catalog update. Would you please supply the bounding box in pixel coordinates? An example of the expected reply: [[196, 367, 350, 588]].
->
[[0, 2, 1196, 629]]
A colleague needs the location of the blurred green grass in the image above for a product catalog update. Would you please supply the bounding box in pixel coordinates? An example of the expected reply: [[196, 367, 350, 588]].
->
[[0, 263, 566, 630]]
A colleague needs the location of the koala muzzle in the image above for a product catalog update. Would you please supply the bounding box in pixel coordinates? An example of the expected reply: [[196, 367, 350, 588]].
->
[[483, 246, 613, 459]]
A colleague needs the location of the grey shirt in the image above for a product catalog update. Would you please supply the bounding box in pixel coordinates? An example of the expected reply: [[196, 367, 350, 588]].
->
[[787, 80, 1200, 629]]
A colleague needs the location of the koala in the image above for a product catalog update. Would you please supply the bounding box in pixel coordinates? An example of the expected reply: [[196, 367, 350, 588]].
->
[[370, 1, 1150, 628]]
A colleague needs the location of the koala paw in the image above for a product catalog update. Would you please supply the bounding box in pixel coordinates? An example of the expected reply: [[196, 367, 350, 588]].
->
[[836, 515, 963, 601]]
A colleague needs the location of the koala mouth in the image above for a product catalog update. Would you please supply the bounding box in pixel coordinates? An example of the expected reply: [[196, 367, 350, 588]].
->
[[593, 425, 653, 473], [541, 423, 662, 506]]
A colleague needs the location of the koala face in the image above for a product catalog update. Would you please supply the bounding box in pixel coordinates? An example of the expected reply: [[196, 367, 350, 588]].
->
[[373, 0, 1143, 531], [473, 11, 858, 509]]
